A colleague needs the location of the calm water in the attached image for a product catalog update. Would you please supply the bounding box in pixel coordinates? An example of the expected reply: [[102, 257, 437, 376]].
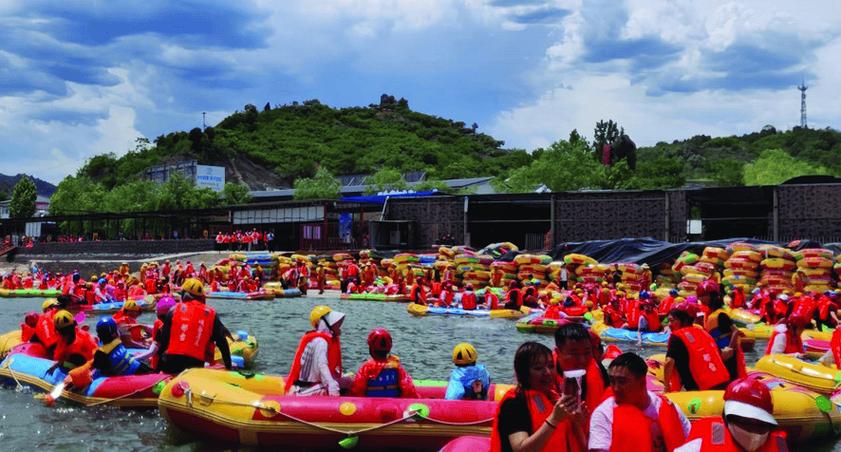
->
[[0, 297, 837, 451]]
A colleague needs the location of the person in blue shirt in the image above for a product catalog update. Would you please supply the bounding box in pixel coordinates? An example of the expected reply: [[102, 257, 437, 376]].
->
[[92, 317, 152, 376], [445, 342, 491, 400]]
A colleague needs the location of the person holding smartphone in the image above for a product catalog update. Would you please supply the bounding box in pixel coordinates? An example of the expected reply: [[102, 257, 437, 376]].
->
[[554, 322, 609, 419], [491, 341, 587, 452]]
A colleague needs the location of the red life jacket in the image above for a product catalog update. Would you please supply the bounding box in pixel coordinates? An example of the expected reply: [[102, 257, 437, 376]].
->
[[490, 388, 581, 452], [20, 323, 36, 342], [487, 292, 499, 310], [35, 311, 59, 349], [765, 329, 804, 355], [145, 278, 158, 294], [112, 309, 136, 326], [669, 327, 729, 390], [658, 296, 676, 316], [462, 292, 477, 310], [84, 288, 96, 305], [165, 301, 217, 362], [554, 358, 608, 419], [409, 284, 426, 304], [791, 298, 816, 320], [53, 328, 97, 368], [286, 331, 342, 388], [609, 395, 687, 452], [150, 318, 164, 370], [683, 417, 787, 452]]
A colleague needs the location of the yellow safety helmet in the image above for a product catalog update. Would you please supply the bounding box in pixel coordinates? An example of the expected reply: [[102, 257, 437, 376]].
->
[[53, 310, 75, 330], [181, 278, 205, 298], [310, 305, 332, 328], [41, 298, 60, 312], [452, 342, 478, 366], [123, 299, 141, 312]]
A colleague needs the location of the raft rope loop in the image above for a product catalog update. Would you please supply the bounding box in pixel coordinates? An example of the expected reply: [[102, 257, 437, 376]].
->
[[181, 387, 494, 436]]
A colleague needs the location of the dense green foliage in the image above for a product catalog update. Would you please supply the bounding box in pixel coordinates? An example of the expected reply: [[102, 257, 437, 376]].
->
[[221, 182, 252, 205], [743, 148, 829, 185], [9, 176, 37, 218], [293, 167, 342, 200]]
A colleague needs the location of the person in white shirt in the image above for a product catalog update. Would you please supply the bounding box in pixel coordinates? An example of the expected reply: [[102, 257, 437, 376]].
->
[[589, 352, 690, 452]]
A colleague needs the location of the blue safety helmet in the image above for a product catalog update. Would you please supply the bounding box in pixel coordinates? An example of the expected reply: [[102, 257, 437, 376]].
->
[[669, 289, 679, 297], [98, 278, 107, 285], [96, 316, 118, 339], [639, 290, 650, 300]]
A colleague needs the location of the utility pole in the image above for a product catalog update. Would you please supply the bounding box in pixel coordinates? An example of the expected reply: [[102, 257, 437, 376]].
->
[[797, 81, 808, 128], [202, 112, 207, 131]]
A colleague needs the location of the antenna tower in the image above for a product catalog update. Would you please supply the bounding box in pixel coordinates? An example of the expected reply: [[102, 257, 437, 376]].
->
[[797, 81, 808, 128]]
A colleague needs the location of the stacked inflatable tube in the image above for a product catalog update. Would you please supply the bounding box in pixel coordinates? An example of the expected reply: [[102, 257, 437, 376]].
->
[[259, 284, 303, 299], [407, 303, 527, 319], [0, 353, 170, 408], [158, 368, 496, 449]]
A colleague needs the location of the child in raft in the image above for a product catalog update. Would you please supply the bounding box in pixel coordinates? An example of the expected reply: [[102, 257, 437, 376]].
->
[[445, 342, 491, 400], [350, 328, 418, 398]]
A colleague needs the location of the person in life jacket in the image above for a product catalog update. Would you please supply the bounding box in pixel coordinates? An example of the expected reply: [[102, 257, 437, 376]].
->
[[491, 341, 587, 452], [91, 317, 152, 376], [112, 298, 151, 348], [676, 377, 787, 452], [157, 278, 232, 374], [20, 311, 39, 342], [132, 295, 177, 370], [46, 310, 98, 375], [765, 314, 807, 356], [484, 289, 500, 310], [664, 304, 729, 392], [710, 313, 747, 381], [589, 352, 690, 452], [446, 342, 491, 400], [658, 289, 680, 317], [461, 284, 478, 310], [553, 322, 608, 421], [409, 278, 427, 305], [32, 298, 61, 356], [350, 328, 418, 398], [504, 280, 523, 310], [287, 305, 350, 396]]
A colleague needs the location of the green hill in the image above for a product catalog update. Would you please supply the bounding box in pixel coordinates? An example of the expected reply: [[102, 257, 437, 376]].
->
[[78, 95, 531, 191]]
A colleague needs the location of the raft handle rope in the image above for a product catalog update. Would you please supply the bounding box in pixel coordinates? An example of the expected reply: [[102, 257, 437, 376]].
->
[[181, 387, 495, 435], [84, 379, 166, 407]]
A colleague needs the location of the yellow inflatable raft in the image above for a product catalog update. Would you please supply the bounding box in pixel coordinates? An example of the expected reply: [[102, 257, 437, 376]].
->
[[407, 303, 526, 319], [754, 354, 841, 395]]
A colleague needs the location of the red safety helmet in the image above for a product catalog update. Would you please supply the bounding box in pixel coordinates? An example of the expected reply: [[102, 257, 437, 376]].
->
[[367, 328, 393, 354], [723, 377, 777, 426], [696, 279, 719, 296]]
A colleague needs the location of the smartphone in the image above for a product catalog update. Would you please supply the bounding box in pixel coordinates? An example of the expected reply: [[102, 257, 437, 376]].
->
[[564, 376, 580, 406]]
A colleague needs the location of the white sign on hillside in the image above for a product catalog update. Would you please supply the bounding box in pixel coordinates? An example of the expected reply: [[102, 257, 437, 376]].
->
[[196, 165, 225, 192]]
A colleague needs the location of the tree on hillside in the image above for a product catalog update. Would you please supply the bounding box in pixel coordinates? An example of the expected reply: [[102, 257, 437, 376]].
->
[[500, 139, 604, 192], [50, 176, 105, 215], [10, 176, 37, 218], [222, 182, 252, 205], [0, 189, 8, 201], [365, 168, 408, 195], [743, 148, 830, 185], [293, 167, 341, 200]]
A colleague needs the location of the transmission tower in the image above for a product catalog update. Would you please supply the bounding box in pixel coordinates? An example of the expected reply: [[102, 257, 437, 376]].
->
[[797, 81, 808, 128]]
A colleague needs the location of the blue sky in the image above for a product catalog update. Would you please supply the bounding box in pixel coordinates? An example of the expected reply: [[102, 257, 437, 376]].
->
[[0, 0, 838, 184]]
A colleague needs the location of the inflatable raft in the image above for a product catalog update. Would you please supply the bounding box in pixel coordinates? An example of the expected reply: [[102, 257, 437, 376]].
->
[[407, 303, 526, 319], [0, 288, 61, 298], [515, 312, 580, 334], [0, 330, 21, 359], [664, 372, 841, 443], [207, 290, 275, 300], [339, 293, 410, 302], [158, 368, 496, 449], [592, 322, 756, 350], [754, 354, 841, 395], [0, 353, 170, 408], [261, 283, 303, 298], [88, 298, 157, 314]]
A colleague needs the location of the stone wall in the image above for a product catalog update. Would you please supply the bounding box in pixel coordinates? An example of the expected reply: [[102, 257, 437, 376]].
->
[[777, 184, 841, 242], [554, 191, 670, 243], [385, 197, 464, 247]]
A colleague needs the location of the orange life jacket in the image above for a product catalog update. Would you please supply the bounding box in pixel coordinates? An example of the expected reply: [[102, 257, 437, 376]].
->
[[683, 417, 787, 452], [150, 318, 164, 370], [53, 329, 98, 368], [669, 327, 729, 390], [112, 309, 136, 325], [831, 328, 841, 370], [165, 301, 216, 362], [765, 329, 804, 355], [409, 284, 426, 304], [609, 394, 687, 452], [487, 292, 499, 310], [490, 388, 581, 452], [286, 330, 342, 388]]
